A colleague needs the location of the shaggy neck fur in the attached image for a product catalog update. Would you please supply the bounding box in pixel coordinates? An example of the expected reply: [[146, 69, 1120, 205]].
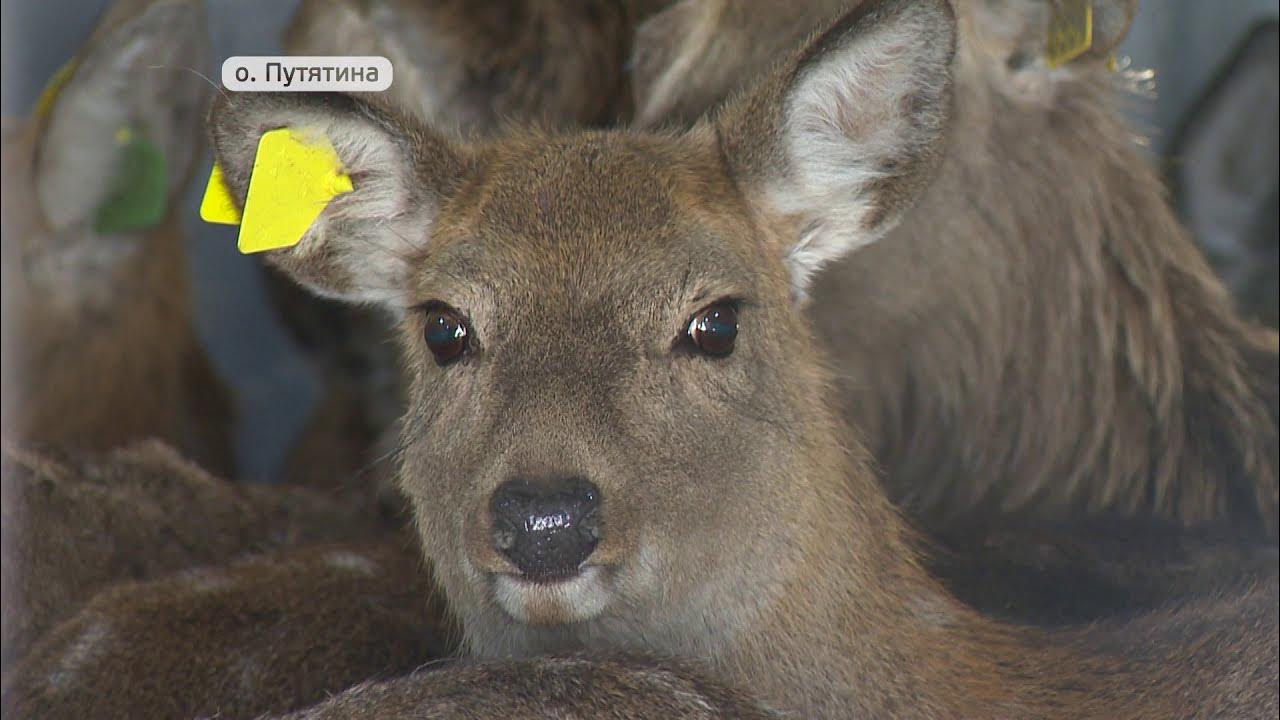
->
[[811, 28, 1278, 533]]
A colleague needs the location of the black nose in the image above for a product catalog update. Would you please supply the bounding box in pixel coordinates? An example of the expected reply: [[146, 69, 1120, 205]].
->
[[489, 477, 602, 582]]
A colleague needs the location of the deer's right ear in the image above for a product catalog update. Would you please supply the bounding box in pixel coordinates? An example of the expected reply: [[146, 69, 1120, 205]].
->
[[208, 92, 469, 309], [716, 0, 955, 297]]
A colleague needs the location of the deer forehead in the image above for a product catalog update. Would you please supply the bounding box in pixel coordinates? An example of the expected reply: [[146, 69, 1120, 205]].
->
[[412, 132, 778, 310]]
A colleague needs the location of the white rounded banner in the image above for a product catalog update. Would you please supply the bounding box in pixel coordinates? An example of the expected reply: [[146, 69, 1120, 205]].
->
[[222, 56, 393, 92]]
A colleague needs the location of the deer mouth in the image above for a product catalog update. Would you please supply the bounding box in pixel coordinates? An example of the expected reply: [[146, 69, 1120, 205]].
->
[[501, 566, 587, 585], [490, 565, 615, 625]]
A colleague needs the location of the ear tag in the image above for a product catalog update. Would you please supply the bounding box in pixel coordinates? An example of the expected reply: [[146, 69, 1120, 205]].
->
[[34, 59, 77, 122], [235, 128, 353, 254], [200, 163, 241, 224], [93, 127, 168, 234], [1045, 0, 1093, 69]]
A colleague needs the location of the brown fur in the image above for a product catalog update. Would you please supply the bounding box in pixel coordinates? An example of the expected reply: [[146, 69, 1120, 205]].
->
[[0, 440, 388, 669], [631, 0, 1280, 533], [204, 1, 1278, 716], [927, 517, 1279, 625], [285, 0, 667, 130], [0, 0, 234, 476], [274, 655, 779, 719], [1, 537, 454, 720]]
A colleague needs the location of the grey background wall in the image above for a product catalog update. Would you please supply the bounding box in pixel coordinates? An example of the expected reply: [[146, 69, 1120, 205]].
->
[[3, 0, 1278, 479], [1125, 0, 1278, 151]]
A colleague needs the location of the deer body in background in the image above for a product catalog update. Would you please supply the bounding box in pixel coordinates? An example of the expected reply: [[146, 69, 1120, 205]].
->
[[203, 1, 1277, 717], [630, 0, 1280, 534], [0, 0, 234, 477], [1, 535, 453, 719], [0, 0, 418, 693], [0, 439, 392, 670], [285, 0, 666, 131]]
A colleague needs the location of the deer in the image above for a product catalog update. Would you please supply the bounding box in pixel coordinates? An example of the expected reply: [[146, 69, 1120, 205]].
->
[[181, 0, 1276, 717], [272, 0, 1280, 639], [628, 0, 1280, 537], [0, 0, 235, 477], [277, 0, 1280, 539], [1, 536, 455, 720], [2, 0, 1269, 712], [0, 439, 395, 670]]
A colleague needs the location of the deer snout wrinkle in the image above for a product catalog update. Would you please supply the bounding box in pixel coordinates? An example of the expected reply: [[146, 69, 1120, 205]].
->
[[489, 477, 601, 582]]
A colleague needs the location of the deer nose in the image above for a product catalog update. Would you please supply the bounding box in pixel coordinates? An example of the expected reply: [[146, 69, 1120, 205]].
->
[[489, 477, 602, 582]]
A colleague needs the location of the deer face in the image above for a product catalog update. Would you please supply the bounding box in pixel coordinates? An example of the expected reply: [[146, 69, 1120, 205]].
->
[[210, 0, 954, 655], [392, 131, 818, 634]]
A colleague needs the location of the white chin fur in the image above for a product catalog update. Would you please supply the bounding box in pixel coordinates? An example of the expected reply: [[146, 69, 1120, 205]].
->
[[493, 567, 612, 626]]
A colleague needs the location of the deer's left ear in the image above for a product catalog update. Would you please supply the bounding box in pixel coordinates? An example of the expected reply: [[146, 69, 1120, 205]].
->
[[717, 0, 956, 296], [208, 91, 470, 309]]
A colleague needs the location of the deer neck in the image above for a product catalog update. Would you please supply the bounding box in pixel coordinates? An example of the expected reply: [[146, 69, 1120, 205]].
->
[[708, 429, 1041, 718]]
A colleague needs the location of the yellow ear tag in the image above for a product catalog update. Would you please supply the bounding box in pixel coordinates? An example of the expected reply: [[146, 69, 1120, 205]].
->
[[1045, 0, 1093, 69], [235, 128, 353, 254], [34, 59, 78, 122], [200, 163, 242, 224]]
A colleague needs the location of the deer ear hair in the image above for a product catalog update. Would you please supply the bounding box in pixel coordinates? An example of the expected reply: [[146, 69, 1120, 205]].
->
[[716, 0, 956, 296], [35, 0, 210, 232], [208, 92, 469, 309]]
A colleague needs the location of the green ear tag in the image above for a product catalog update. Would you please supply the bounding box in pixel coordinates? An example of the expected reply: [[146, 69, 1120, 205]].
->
[[93, 128, 168, 234]]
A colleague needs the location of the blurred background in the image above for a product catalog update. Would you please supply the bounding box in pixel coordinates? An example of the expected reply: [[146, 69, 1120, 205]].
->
[[3, 0, 1277, 479]]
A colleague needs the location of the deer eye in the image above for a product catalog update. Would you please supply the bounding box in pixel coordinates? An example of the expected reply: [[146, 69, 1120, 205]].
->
[[686, 302, 738, 357], [423, 306, 470, 365]]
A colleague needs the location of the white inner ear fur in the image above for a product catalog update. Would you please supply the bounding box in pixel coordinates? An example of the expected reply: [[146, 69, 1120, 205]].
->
[[769, 6, 949, 296], [37, 71, 132, 231], [36, 0, 208, 232], [263, 109, 432, 310]]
